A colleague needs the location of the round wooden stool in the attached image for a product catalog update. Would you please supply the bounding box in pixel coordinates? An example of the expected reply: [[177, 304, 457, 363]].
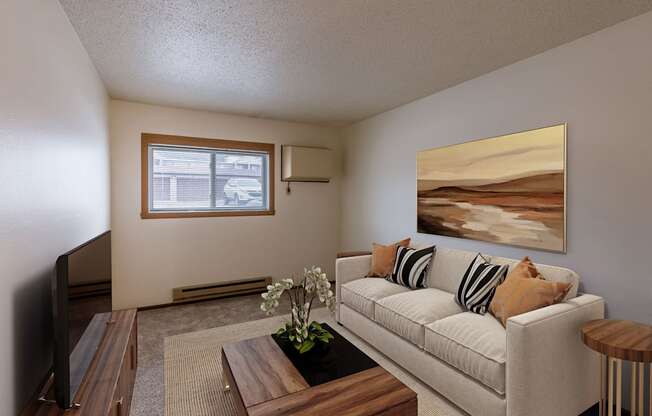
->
[[582, 319, 652, 416]]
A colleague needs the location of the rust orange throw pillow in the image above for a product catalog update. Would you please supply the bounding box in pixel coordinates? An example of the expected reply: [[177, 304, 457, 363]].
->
[[368, 238, 411, 278], [489, 257, 571, 327]]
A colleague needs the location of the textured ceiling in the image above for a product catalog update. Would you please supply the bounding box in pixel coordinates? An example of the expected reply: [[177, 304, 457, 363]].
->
[[59, 1, 652, 125]]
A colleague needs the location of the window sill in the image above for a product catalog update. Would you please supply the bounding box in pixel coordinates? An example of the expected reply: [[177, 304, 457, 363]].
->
[[140, 210, 275, 219]]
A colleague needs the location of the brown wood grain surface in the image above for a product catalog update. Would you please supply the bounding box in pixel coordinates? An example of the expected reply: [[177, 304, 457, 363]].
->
[[222, 335, 309, 408], [336, 251, 372, 258], [247, 366, 417, 416], [221, 348, 248, 416], [22, 309, 138, 416], [223, 334, 417, 416], [582, 319, 652, 362], [69, 312, 111, 401]]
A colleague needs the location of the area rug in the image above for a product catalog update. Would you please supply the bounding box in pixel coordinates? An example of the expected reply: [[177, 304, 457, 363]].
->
[[164, 308, 464, 416]]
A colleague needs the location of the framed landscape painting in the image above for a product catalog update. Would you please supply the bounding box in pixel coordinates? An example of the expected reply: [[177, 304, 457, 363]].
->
[[417, 124, 566, 252]]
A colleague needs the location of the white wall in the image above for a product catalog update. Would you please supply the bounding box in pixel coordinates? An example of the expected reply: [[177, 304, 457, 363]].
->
[[341, 11, 652, 325], [0, 0, 110, 412], [110, 101, 341, 309]]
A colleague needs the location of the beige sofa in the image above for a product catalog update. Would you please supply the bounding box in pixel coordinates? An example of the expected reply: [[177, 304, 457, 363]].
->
[[336, 246, 604, 416]]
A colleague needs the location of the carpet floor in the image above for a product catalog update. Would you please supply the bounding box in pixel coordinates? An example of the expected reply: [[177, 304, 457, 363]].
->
[[130, 293, 291, 416], [164, 307, 465, 416]]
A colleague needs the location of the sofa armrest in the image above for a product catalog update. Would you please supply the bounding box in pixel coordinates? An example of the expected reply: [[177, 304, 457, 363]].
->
[[506, 294, 604, 416], [335, 255, 371, 321]]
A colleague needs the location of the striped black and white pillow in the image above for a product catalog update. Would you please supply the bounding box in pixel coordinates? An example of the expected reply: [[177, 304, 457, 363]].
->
[[456, 255, 509, 314], [387, 246, 435, 289]]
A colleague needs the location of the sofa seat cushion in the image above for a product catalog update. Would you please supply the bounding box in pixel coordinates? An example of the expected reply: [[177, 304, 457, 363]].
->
[[375, 288, 463, 347], [340, 278, 410, 319], [425, 312, 506, 394]]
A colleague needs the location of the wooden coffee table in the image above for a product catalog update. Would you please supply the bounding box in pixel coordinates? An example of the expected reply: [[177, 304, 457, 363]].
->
[[221, 324, 417, 416]]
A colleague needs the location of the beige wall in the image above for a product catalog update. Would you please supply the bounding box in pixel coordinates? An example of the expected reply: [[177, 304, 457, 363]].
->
[[0, 0, 110, 412], [110, 100, 342, 309], [341, 11, 652, 326]]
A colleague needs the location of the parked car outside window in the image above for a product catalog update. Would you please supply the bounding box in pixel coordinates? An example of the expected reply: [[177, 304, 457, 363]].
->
[[223, 178, 263, 206]]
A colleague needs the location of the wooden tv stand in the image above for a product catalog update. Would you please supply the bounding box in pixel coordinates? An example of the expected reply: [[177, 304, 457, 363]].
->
[[23, 309, 138, 416]]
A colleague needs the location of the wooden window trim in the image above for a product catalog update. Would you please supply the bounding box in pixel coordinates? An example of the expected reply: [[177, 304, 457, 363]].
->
[[141, 133, 275, 219]]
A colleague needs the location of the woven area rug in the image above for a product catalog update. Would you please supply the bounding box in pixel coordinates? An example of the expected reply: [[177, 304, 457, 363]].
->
[[164, 308, 464, 416]]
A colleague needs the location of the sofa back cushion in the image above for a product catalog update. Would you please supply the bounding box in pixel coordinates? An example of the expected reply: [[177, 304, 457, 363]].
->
[[428, 247, 485, 293], [490, 256, 579, 299]]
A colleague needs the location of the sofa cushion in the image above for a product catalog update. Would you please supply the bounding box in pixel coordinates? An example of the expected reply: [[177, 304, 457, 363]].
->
[[428, 247, 484, 293], [375, 288, 463, 347], [489, 258, 571, 327], [368, 238, 411, 277], [491, 256, 579, 299], [340, 278, 410, 320], [455, 255, 509, 315], [425, 312, 506, 394], [388, 245, 435, 289]]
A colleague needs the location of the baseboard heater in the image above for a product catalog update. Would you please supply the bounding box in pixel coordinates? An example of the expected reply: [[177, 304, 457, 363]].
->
[[172, 276, 272, 303]]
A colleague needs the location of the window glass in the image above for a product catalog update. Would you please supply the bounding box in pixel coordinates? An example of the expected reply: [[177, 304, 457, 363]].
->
[[217, 154, 265, 209], [149, 146, 269, 213]]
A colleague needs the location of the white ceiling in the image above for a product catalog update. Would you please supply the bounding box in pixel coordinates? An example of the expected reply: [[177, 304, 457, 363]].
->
[[60, 1, 652, 126]]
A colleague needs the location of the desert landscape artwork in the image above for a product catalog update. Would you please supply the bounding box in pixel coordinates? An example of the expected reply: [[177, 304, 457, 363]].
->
[[417, 124, 566, 252]]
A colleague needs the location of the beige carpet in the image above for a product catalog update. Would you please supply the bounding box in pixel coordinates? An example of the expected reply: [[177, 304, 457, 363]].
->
[[164, 308, 465, 416]]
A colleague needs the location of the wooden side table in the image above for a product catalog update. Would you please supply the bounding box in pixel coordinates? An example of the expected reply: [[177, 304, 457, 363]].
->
[[582, 319, 652, 416]]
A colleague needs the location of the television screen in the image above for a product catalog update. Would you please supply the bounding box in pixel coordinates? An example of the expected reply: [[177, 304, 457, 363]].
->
[[53, 231, 111, 408]]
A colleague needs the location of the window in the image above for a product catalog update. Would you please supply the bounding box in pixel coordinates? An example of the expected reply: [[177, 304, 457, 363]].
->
[[141, 134, 275, 218]]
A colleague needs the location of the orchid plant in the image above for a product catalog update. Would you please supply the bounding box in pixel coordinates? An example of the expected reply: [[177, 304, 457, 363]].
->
[[261, 266, 335, 353]]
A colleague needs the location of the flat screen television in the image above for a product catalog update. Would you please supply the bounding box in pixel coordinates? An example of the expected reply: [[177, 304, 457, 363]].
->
[[52, 231, 111, 408]]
